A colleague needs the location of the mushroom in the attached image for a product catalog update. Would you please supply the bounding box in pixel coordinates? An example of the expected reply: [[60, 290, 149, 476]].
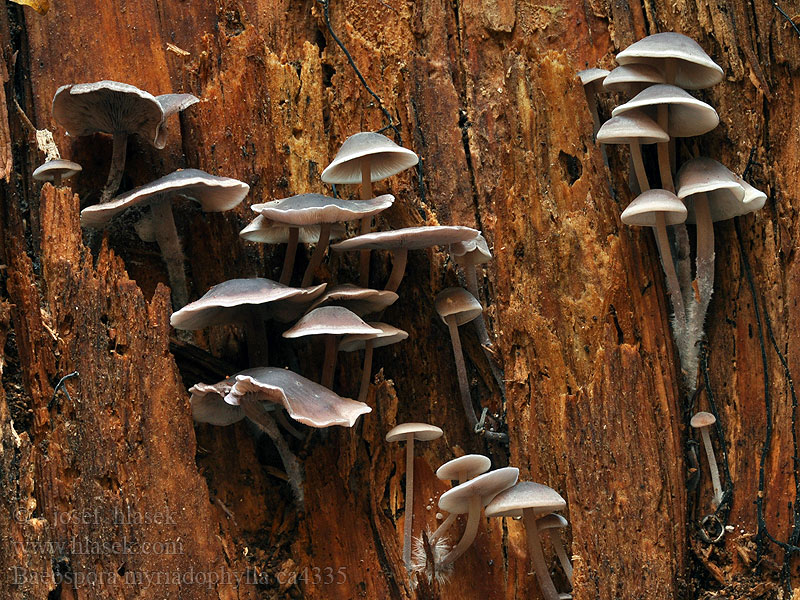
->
[[449, 233, 493, 347], [428, 454, 492, 544], [81, 169, 249, 309], [537, 513, 573, 586], [240, 214, 345, 285], [170, 278, 326, 366], [321, 131, 419, 286], [577, 68, 609, 138], [690, 411, 724, 507], [602, 64, 666, 96], [52, 81, 198, 203], [191, 367, 372, 507], [306, 283, 399, 317], [282, 306, 382, 388], [435, 287, 507, 442], [32, 158, 82, 187], [386, 422, 444, 571], [251, 192, 394, 287], [339, 322, 408, 402], [331, 225, 480, 292], [612, 84, 719, 193], [485, 481, 567, 600], [436, 467, 519, 567]]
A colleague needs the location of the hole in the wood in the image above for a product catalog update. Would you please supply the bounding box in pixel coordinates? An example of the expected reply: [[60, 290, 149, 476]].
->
[[559, 150, 582, 185]]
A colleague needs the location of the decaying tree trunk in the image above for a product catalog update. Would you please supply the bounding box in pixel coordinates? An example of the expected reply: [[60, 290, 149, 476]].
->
[[0, 0, 798, 598]]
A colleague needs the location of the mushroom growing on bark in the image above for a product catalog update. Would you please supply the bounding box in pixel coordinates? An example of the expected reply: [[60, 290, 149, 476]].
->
[[306, 283, 399, 317], [339, 322, 408, 403], [577, 68, 609, 138], [191, 367, 371, 508], [690, 411, 724, 507], [428, 454, 492, 544], [537, 513, 573, 586], [81, 169, 249, 309], [386, 423, 444, 572], [52, 81, 198, 203], [32, 158, 82, 187], [321, 131, 419, 286], [603, 64, 665, 96]]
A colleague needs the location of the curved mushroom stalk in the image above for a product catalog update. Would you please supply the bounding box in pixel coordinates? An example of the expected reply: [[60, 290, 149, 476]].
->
[[438, 495, 481, 568], [357, 340, 374, 403], [690, 192, 715, 335], [385, 248, 408, 293], [444, 314, 480, 431], [301, 223, 332, 288], [321, 334, 339, 389], [523, 508, 561, 600], [280, 227, 300, 285], [149, 196, 189, 310], [428, 512, 457, 545], [101, 131, 128, 203]]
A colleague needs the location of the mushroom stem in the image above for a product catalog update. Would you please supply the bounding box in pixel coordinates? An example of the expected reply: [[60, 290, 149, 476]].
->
[[438, 494, 481, 567], [445, 315, 479, 431], [301, 222, 332, 288], [693, 192, 715, 308], [149, 196, 189, 310], [321, 334, 338, 388], [583, 90, 601, 140], [402, 433, 416, 572], [629, 141, 650, 192], [245, 310, 269, 367], [240, 395, 305, 508], [700, 425, 724, 507], [428, 512, 457, 545], [359, 161, 373, 287], [357, 339, 374, 403], [656, 106, 674, 193], [280, 226, 299, 285], [384, 248, 409, 292], [542, 527, 574, 585], [523, 508, 560, 600], [653, 212, 686, 331], [53, 173, 63, 187], [100, 131, 128, 203]]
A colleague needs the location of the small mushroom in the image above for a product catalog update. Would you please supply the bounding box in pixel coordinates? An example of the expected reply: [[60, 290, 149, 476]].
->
[[339, 322, 408, 402], [537, 513, 573, 586], [602, 64, 666, 96], [283, 306, 382, 388], [577, 68, 609, 138], [321, 131, 419, 286], [52, 81, 198, 202], [306, 283, 399, 317], [386, 423, 444, 571], [32, 158, 82, 187], [690, 411, 724, 507], [251, 192, 394, 286], [449, 233, 493, 347], [429, 454, 492, 544], [81, 169, 249, 309], [485, 482, 567, 600], [331, 226, 480, 292]]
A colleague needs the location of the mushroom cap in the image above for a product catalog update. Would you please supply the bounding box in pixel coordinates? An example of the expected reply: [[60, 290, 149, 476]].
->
[[282, 306, 383, 339], [612, 84, 719, 137], [52, 81, 184, 149], [306, 284, 399, 316], [338, 322, 408, 352], [577, 68, 610, 86], [81, 169, 250, 228], [438, 467, 520, 514], [616, 32, 724, 89], [485, 481, 566, 518], [321, 132, 419, 184], [190, 390, 247, 426], [537, 513, 569, 530], [690, 411, 717, 428], [385, 422, 444, 443], [436, 454, 492, 481], [620, 189, 687, 227], [252, 193, 394, 226], [435, 287, 483, 326], [32, 159, 83, 182], [449, 233, 492, 265], [676, 157, 763, 223], [190, 367, 371, 428], [602, 64, 666, 91], [332, 225, 480, 252], [170, 278, 326, 330], [157, 93, 200, 118], [240, 214, 346, 244], [595, 110, 669, 145]]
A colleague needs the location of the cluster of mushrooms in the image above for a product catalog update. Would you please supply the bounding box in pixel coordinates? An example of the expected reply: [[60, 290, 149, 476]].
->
[[580, 34, 764, 514]]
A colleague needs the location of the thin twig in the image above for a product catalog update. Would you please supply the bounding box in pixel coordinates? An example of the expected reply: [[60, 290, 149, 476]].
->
[[771, 0, 800, 39]]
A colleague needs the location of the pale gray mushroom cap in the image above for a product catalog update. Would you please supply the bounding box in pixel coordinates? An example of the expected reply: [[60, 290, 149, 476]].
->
[[577, 68, 609, 86], [283, 306, 382, 339], [620, 190, 687, 227], [154, 93, 200, 147], [81, 168, 250, 228], [449, 233, 492, 265], [385, 422, 444, 443], [676, 158, 763, 223], [485, 481, 566, 518], [438, 467, 520, 514], [306, 284, 399, 316], [252, 193, 394, 226], [321, 132, 419, 184], [190, 367, 371, 428], [616, 32, 724, 89], [596, 110, 669, 145], [331, 225, 480, 252], [170, 278, 326, 330], [339, 322, 408, 352], [602, 64, 666, 91], [32, 159, 82, 182], [436, 454, 492, 481], [612, 84, 719, 137], [435, 287, 483, 326], [690, 411, 717, 429], [240, 214, 346, 244], [537, 513, 569, 530]]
